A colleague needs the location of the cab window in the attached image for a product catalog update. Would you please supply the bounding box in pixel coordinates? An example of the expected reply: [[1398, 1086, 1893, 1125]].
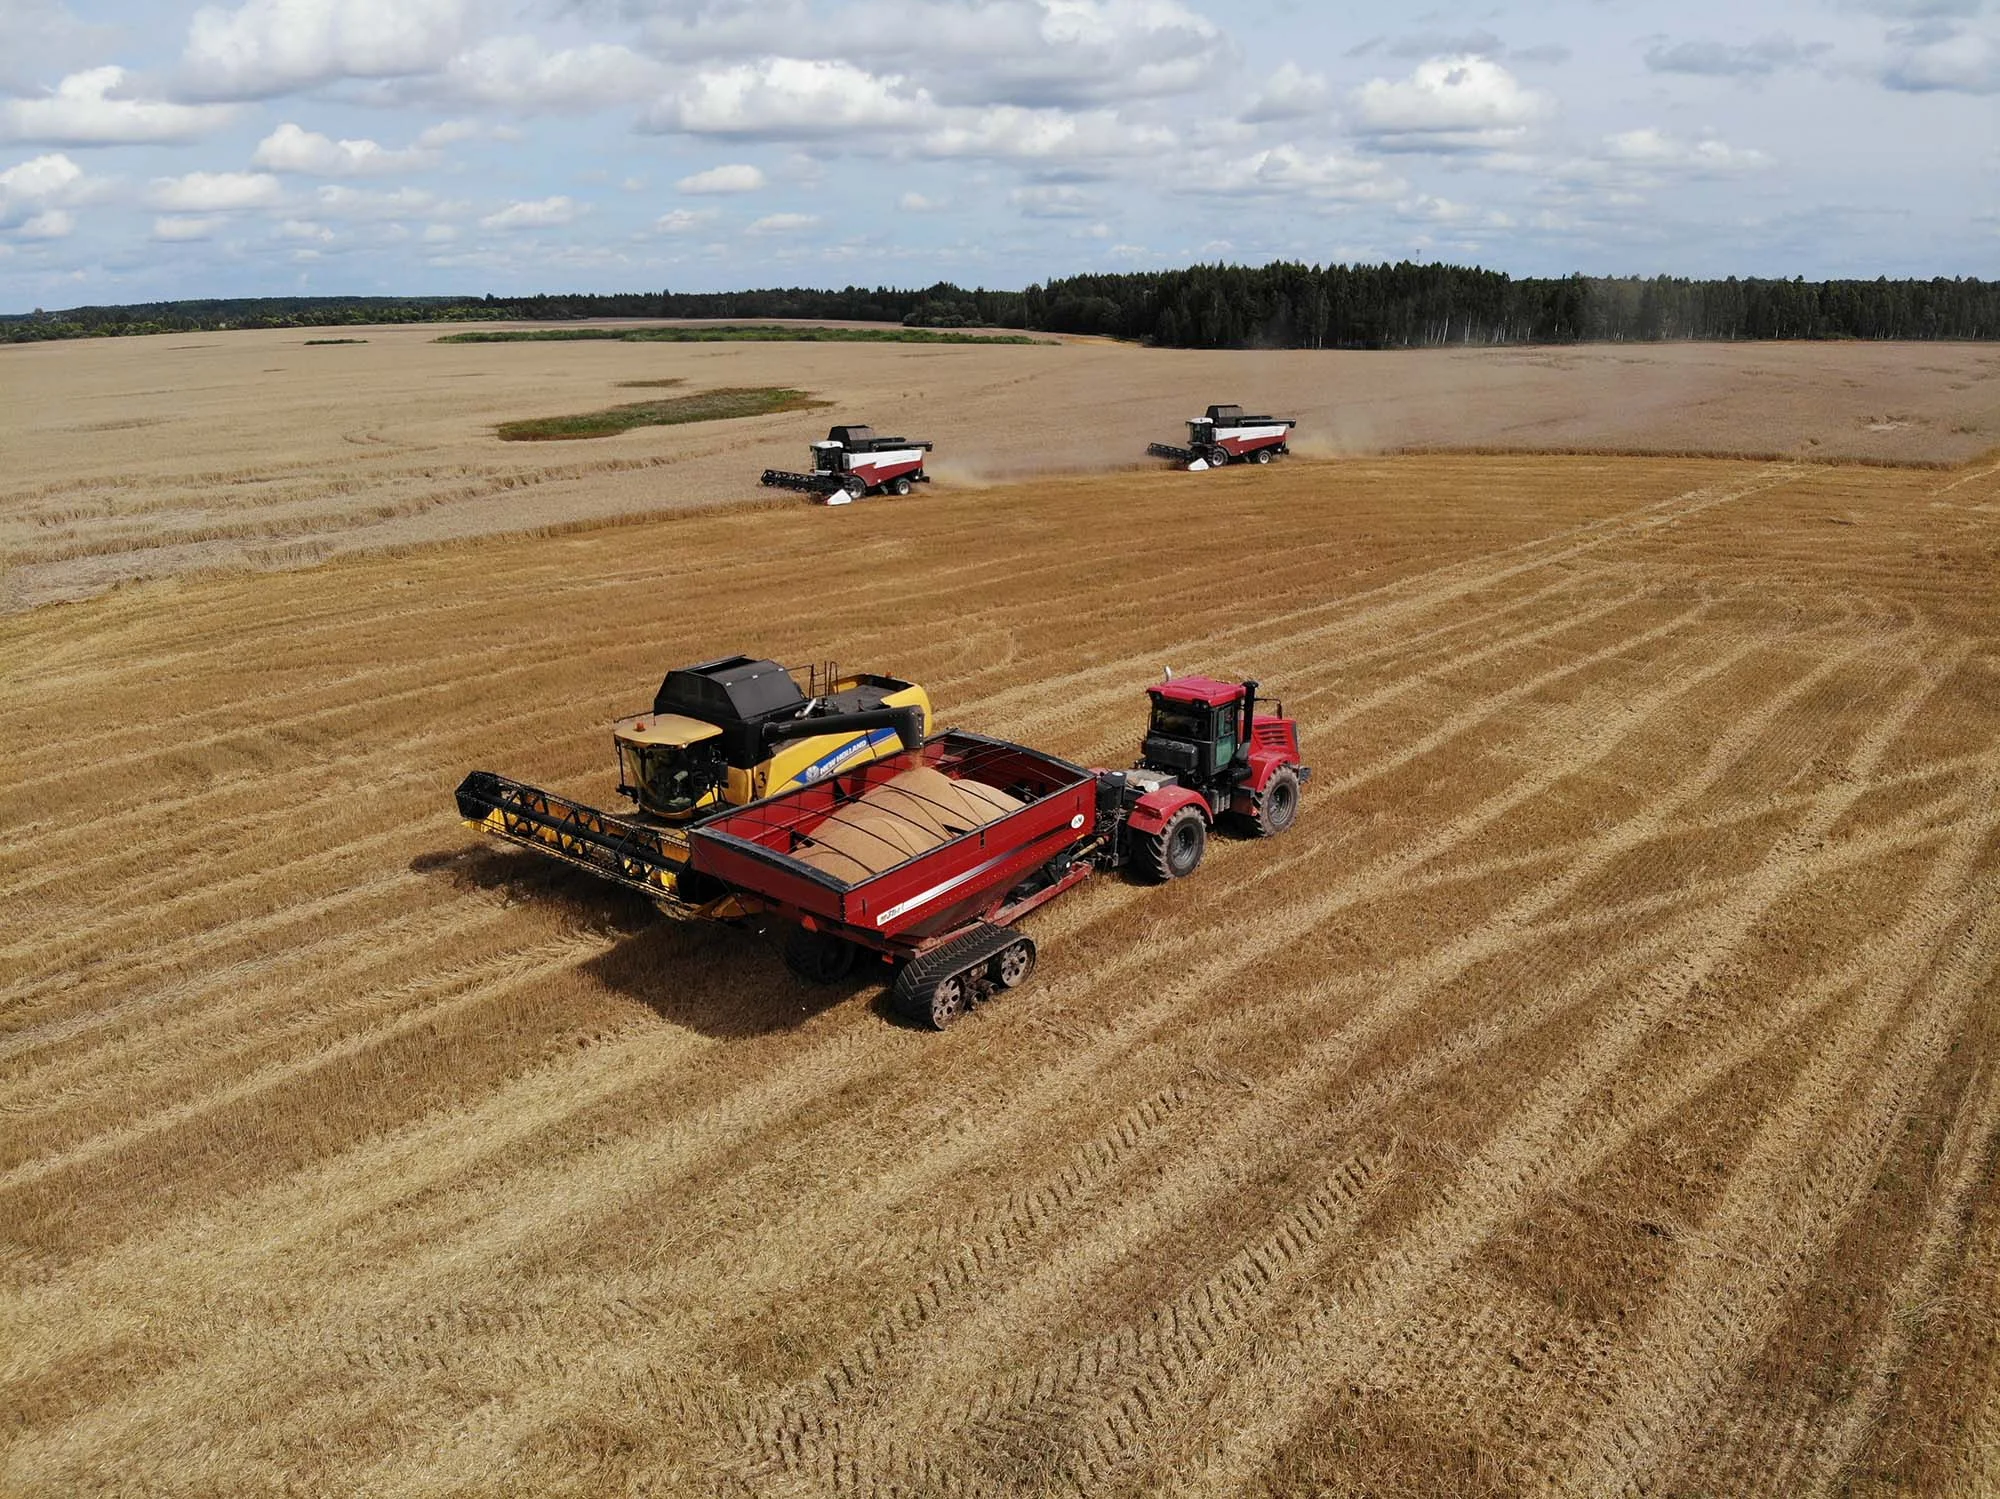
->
[[1151, 701, 1210, 739]]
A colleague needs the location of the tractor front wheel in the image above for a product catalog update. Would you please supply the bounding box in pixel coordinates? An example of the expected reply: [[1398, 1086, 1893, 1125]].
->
[[1207, 445, 1231, 469], [1136, 806, 1207, 882], [1255, 766, 1301, 836], [844, 475, 868, 502]]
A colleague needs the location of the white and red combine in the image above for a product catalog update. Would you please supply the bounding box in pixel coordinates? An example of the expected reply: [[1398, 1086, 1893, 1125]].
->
[[1149, 404, 1297, 471], [762, 425, 933, 504]]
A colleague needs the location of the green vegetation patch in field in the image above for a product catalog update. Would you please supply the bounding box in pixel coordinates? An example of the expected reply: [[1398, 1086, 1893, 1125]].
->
[[496, 385, 829, 442], [614, 378, 686, 389], [304, 338, 368, 345], [438, 324, 1046, 346]]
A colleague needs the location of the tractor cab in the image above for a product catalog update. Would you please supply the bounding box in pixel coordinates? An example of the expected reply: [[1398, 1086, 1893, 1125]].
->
[[1140, 675, 1250, 790]]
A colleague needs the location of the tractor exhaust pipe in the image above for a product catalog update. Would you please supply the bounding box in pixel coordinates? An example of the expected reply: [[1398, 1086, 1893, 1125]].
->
[[761, 705, 926, 754], [1240, 678, 1258, 747]]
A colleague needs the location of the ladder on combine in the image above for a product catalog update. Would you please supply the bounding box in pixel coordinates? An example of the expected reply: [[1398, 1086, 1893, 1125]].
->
[[453, 771, 688, 900]]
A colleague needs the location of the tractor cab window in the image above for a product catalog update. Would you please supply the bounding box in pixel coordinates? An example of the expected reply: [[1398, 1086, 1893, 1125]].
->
[[1150, 701, 1211, 741]]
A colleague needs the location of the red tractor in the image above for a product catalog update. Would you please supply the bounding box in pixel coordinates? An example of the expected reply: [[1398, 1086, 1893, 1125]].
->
[[1107, 674, 1309, 880]]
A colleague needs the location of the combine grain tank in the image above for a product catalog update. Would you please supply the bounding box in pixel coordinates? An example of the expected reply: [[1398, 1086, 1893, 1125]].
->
[[761, 425, 934, 503], [1148, 404, 1296, 470]]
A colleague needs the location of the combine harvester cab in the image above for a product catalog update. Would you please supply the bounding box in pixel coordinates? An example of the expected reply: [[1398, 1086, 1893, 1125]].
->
[[453, 656, 931, 898], [761, 425, 934, 504], [1148, 404, 1296, 471]]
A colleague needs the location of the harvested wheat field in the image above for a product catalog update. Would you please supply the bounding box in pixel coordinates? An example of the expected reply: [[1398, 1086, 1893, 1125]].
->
[[5, 448, 2000, 1497], [6, 325, 1998, 611]]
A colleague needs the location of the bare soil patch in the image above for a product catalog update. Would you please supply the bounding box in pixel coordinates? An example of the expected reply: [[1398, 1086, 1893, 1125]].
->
[[3, 452, 1997, 1494], [3, 327, 1996, 610]]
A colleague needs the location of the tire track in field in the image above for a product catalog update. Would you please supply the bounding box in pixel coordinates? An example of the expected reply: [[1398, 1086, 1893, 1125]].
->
[[1538, 786, 2000, 1497], [721, 634, 1777, 1482], [0, 899, 524, 1152], [1163, 650, 1986, 1497], [0, 1003, 933, 1468], [1689, 1054, 2000, 1498], [722, 775, 1971, 1488], [0, 931, 620, 1196], [0, 863, 432, 1046], [156, 591, 1769, 1487], [302, 1083, 1211, 1484], [959, 464, 1796, 726]]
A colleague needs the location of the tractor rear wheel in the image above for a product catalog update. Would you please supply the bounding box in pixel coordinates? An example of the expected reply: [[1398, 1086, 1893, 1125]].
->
[[784, 925, 858, 984], [1255, 766, 1301, 836], [1136, 806, 1207, 882], [1253, 446, 1273, 465], [891, 476, 912, 496]]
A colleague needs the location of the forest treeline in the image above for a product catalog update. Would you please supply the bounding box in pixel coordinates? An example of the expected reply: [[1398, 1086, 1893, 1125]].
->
[[5, 264, 1995, 345]]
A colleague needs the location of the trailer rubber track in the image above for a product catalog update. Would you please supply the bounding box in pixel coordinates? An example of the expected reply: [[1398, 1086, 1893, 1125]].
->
[[890, 922, 1027, 1030]]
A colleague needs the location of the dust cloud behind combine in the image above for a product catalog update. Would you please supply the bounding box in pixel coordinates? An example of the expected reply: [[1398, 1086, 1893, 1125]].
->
[[3, 324, 1997, 610], [5, 437, 1999, 1494]]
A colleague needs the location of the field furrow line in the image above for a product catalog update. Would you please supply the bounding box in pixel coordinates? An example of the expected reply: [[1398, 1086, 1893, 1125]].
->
[[738, 636, 1814, 1480], [139, 618, 1762, 1486], [1146, 645, 1977, 1495], [0, 851, 431, 1019], [0, 898, 519, 1131], [1720, 1055, 2000, 1499], [1536, 809, 2000, 1497], [0, 932, 617, 1196], [755, 1153, 1399, 1495], [953, 467, 1773, 725]]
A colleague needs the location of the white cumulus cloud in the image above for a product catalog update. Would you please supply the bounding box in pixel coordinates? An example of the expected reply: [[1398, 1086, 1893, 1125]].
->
[[0, 150, 94, 229], [1602, 128, 1773, 173], [636, 0, 1220, 108], [145, 169, 282, 211], [1242, 62, 1333, 123], [1353, 55, 1553, 152], [647, 58, 930, 137], [920, 104, 1171, 163], [747, 211, 818, 233], [151, 214, 223, 240], [480, 195, 583, 229], [182, 0, 473, 98], [253, 122, 433, 175], [676, 162, 765, 194], [655, 206, 719, 231], [1881, 22, 2000, 92], [1, 65, 236, 145], [430, 37, 664, 110], [1181, 143, 1400, 201], [1010, 183, 1101, 217], [18, 207, 73, 237], [313, 183, 440, 219]]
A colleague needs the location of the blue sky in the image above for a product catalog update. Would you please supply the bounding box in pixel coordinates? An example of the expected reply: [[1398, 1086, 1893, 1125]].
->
[[0, 0, 1994, 310]]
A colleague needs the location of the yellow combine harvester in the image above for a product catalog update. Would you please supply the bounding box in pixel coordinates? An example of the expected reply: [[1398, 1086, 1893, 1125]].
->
[[454, 655, 931, 900]]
